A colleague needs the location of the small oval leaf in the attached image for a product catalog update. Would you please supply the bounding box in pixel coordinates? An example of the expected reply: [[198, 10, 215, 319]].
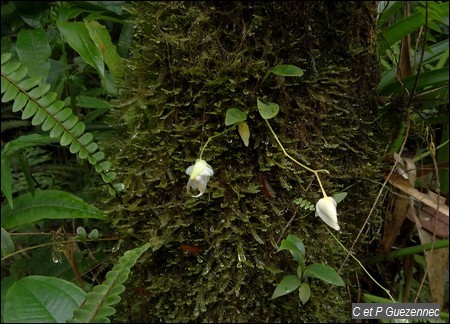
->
[[269, 64, 304, 77], [238, 122, 250, 147], [225, 108, 247, 126], [257, 98, 279, 119], [270, 275, 301, 300], [298, 283, 311, 305]]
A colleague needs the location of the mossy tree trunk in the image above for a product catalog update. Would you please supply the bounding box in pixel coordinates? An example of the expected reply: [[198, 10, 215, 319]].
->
[[101, 1, 384, 322]]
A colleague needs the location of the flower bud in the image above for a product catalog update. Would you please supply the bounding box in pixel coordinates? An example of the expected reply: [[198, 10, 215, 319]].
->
[[315, 196, 340, 231]]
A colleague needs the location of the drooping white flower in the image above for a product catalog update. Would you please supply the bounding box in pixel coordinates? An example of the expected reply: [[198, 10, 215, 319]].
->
[[315, 196, 340, 231], [186, 159, 214, 197]]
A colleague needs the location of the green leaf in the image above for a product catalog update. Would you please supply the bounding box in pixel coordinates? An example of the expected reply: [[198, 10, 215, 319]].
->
[[69, 243, 151, 323], [3, 276, 85, 323], [1, 134, 58, 158], [1, 158, 13, 209], [270, 275, 301, 300], [269, 64, 304, 77], [278, 235, 305, 264], [15, 28, 51, 80], [1, 190, 106, 230], [57, 21, 105, 81], [333, 192, 348, 204], [238, 122, 250, 147], [298, 282, 311, 305], [76, 95, 113, 109], [257, 98, 279, 120], [85, 20, 125, 81], [1, 227, 15, 257], [225, 108, 247, 126], [305, 263, 345, 286]]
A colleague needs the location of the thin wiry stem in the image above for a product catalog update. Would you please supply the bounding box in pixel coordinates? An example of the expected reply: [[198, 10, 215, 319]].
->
[[265, 119, 329, 197]]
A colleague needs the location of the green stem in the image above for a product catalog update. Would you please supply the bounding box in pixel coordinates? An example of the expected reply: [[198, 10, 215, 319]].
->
[[326, 227, 396, 303], [199, 125, 236, 159], [365, 239, 448, 266], [265, 119, 329, 197]]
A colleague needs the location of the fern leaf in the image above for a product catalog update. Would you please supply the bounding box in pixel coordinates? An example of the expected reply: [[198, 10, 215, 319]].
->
[[68, 243, 151, 323], [1, 54, 119, 191]]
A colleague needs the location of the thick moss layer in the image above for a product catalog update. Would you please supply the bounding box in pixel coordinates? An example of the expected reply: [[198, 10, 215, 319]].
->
[[100, 1, 383, 322]]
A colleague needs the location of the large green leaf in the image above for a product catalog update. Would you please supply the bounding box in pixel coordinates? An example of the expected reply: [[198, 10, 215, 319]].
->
[[270, 275, 301, 300], [15, 28, 51, 80], [378, 67, 449, 96], [1, 190, 106, 230], [305, 263, 345, 286], [1, 227, 15, 257], [85, 20, 125, 81], [3, 276, 85, 323], [56, 21, 105, 81], [1, 134, 58, 159], [1, 158, 13, 209], [269, 64, 304, 77]]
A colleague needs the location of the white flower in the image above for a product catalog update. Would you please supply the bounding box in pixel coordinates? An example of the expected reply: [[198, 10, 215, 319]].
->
[[315, 196, 340, 231], [185, 159, 214, 197]]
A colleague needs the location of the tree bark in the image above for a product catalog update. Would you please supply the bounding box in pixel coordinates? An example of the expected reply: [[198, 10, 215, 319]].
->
[[103, 1, 383, 322]]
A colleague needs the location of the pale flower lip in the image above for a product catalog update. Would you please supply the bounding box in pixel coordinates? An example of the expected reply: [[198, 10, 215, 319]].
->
[[315, 196, 340, 231], [186, 159, 214, 197]]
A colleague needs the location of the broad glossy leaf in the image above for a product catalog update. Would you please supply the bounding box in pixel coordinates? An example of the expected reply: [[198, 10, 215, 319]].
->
[[85, 20, 125, 81], [1, 190, 106, 229], [225, 108, 247, 126], [257, 98, 279, 120], [57, 21, 105, 80], [16, 28, 52, 80], [305, 263, 345, 286], [1, 134, 58, 157], [3, 276, 85, 323], [278, 235, 305, 264], [76, 95, 112, 109], [270, 275, 301, 299]]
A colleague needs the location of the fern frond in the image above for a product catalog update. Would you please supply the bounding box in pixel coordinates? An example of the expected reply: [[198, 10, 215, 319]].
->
[[68, 243, 151, 323], [293, 197, 315, 211], [1, 53, 117, 187]]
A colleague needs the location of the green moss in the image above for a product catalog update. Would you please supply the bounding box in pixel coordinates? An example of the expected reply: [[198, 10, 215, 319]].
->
[[98, 1, 385, 322]]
